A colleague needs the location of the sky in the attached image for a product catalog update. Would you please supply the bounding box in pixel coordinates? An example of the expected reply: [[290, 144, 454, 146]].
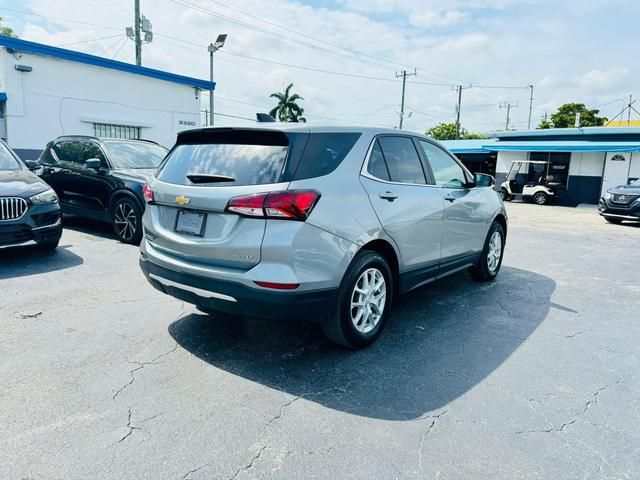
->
[[1, 0, 638, 133]]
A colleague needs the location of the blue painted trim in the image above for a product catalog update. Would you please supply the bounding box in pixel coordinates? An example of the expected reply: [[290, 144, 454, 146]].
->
[[0, 35, 214, 91], [0, 92, 6, 101], [488, 141, 640, 152]]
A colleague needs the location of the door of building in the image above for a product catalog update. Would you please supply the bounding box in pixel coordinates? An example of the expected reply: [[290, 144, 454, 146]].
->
[[601, 152, 631, 196]]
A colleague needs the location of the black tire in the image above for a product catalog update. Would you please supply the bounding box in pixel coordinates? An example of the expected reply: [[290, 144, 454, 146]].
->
[[321, 250, 394, 349], [112, 197, 143, 244], [36, 239, 59, 251], [501, 188, 511, 201], [532, 192, 548, 205], [604, 216, 623, 224], [468, 222, 505, 282]]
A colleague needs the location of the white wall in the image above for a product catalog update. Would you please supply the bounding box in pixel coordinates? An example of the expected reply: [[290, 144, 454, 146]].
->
[[568, 151, 605, 177], [496, 151, 526, 173], [1, 48, 202, 151], [629, 153, 640, 179]]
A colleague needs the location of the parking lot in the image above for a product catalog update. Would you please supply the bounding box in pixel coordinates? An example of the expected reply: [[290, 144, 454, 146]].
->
[[1, 202, 639, 479]]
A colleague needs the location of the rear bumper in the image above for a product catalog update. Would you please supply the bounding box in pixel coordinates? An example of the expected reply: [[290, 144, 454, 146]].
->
[[139, 256, 338, 323]]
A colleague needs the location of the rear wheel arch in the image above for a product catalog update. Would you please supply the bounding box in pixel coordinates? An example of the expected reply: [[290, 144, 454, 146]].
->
[[359, 239, 400, 294]]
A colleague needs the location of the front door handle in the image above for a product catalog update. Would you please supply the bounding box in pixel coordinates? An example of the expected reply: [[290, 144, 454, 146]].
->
[[444, 193, 456, 202], [379, 191, 398, 201]]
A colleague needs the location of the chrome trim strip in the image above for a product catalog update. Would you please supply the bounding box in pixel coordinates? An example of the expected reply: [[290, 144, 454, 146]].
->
[[32, 218, 62, 230], [149, 273, 238, 303], [600, 213, 640, 221], [0, 239, 37, 249]]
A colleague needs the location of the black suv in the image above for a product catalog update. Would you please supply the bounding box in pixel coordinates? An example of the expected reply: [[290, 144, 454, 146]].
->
[[38, 136, 167, 243], [0, 139, 62, 250], [599, 178, 640, 224]]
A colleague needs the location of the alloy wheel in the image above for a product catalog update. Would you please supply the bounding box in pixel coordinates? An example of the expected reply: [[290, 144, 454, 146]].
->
[[114, 202, 137, 241], [350, 268, 386, 334], [487, 231, 502, 274]]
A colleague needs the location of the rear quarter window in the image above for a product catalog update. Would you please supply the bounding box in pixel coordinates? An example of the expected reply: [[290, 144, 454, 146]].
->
[[293, 132, 361, 180]]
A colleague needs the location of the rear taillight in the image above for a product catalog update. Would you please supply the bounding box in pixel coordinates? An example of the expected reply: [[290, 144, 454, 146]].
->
[[226, 190, 320, 221], [142, 184, 154, 203]]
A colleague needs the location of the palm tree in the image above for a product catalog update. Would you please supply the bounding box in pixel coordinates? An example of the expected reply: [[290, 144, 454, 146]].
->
[[269, 83, 306, 122]]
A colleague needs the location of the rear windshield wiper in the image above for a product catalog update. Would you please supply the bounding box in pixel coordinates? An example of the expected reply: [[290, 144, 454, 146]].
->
[[187, 173, 236, 183]]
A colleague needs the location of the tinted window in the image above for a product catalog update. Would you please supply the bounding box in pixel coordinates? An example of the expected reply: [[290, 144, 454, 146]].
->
[[0, 142, 20, 171], [103, 141, 167, 169], [158, 140, 289, 187], [420, 141, 466, 188], [367, 140, 390, 181], [53, 140, 84, 164], [293, 133, 361, 180], [378, 136, 426, 184], [78, 142, 108, 168]]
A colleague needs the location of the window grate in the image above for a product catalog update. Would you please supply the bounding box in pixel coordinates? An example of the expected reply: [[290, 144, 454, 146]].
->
[[93, 123, 141, 140]]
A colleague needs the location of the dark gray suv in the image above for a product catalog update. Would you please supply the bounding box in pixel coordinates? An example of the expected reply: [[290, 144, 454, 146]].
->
[[139, 125, 507, 348]]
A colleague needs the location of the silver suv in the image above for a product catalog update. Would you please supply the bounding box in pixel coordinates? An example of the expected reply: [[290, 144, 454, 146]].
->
[[139, 125, 507, 348]]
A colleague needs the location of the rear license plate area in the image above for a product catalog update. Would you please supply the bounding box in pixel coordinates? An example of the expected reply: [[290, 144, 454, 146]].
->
[[175, 210, 206, 237]]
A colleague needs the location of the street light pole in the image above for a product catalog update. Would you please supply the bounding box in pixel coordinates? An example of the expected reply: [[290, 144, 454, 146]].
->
[[207, 34, 227, 127]]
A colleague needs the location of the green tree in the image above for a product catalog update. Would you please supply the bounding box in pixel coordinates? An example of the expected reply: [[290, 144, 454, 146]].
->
[[426, 122, 484, 140], [0, 17, 18, 38], [540, 103, 607, 129], [269, 83, 306, 122]]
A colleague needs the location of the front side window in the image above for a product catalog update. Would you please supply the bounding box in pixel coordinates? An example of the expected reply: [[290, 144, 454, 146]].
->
[[377, 136, 426, 184], [103, 141, 167, 169], [420, 140, 466, 188], [79, 142, 108, 168]]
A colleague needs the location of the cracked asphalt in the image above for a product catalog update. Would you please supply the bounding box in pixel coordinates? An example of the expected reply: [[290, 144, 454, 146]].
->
[[1, 204, 639, 479]]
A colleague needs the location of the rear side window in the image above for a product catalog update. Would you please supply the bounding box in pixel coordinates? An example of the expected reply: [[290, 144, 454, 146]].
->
[[367, 140, 390, 181], [377, 136, 426, 184], [158, 131, 290, 187], [293, 133, 361, 180]]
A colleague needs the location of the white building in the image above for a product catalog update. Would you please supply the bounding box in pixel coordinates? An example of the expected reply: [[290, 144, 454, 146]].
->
[[0, 35, 213, 159], [443, 128, 640, 205]]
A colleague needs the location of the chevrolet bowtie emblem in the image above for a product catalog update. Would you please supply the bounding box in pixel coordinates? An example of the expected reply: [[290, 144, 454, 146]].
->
[[175, 196, 190, 205]]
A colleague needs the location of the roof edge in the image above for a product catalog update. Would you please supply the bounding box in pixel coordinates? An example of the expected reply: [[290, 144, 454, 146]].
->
[[0, 35, 214, 90]]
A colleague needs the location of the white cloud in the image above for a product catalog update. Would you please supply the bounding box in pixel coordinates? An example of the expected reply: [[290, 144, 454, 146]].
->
[[409, 10, 468, 28], [577, 68, 630, 93]]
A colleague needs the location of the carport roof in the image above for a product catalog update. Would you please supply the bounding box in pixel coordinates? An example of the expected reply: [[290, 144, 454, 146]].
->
[[0, 35, 214, 91], [440, 138, 496, 154], [487, 140, 640, 152]]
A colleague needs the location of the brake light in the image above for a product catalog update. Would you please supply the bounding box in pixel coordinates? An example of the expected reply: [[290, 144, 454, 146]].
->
[[226, 190, 320, 221], [142, 184, 154, 203]]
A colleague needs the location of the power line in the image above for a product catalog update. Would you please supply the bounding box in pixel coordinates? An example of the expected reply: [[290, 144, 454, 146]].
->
[[56, 34, 122, 47]]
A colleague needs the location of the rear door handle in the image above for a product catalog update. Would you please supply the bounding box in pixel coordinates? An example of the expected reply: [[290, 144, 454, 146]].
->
[[444, 193, 456, 202], [379, 191, 398, 201]]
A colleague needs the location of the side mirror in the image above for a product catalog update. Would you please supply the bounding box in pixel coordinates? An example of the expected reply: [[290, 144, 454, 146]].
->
[[474, 173, 495, 188], [24, 160, 41, 171], [84, 158, 102, 170]]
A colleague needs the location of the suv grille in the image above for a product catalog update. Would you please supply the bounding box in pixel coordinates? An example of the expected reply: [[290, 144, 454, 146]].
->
[[0, 197, 28, 221], [612, 193, 639, 205]]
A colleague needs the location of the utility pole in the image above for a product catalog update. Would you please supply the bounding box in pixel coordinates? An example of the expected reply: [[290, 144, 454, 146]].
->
[[628, 94, 633, 126], [396, 69, 416, 129], [126, 0, 152, 66], [455, 85, 463, 139], [134, 0, 141, 66], [527, 84, 534, 130], [500, 101, 519, 131]]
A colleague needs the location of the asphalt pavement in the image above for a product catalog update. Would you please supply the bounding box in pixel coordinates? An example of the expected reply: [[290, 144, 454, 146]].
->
[[1, 204, 639, 479]]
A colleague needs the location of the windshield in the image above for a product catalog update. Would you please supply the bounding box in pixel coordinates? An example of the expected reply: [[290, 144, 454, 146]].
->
[[103, 141, 167, 169], [0, 142, 21, 171], [631, 178, 640, 186]]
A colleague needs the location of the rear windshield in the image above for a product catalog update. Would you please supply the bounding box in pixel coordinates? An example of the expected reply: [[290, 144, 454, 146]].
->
[[158, 131, 291, 187], [157, 130, 362, 186]]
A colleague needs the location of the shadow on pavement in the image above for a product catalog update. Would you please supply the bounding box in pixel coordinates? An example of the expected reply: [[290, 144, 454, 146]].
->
[[169, 266, 554, 420], [62, 214, 118, 241], [0, 244, 83, 280]]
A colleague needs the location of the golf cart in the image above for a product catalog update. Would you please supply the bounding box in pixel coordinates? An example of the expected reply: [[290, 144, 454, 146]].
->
[[500, 160, 558, 205]]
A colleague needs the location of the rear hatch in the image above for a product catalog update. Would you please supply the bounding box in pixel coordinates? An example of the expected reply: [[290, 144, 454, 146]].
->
[[145, 128, 309, 270]]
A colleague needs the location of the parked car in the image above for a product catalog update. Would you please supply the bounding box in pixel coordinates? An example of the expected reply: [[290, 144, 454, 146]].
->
[[598, 178, 640, 224], [139, 125, 507, 348], [0, 139, 62, 250], [38, 136, 168, 244]]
